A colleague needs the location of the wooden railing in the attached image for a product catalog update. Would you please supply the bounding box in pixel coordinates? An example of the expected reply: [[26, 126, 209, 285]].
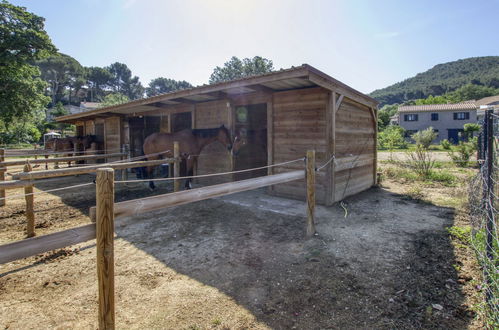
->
[[0, 149, 317, 329]]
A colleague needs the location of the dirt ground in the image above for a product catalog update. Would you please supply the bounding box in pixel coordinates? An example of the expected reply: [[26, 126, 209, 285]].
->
[[0, 164, 484, 329]]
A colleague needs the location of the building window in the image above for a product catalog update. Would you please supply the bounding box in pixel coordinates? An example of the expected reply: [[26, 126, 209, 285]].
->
[[404, 114, 418, 121], [431, 113, 439, 121], [453, 112, 470, 120]]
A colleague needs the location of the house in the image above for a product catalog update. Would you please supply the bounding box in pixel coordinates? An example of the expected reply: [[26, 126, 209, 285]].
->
[[56, 64, 378, 205], [397, 102, 477, 143]]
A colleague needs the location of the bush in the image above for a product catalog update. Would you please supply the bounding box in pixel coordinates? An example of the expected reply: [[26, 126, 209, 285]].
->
[[448, 140, 475, 167], [440, 139, 452, 150], [427, 170, 457, 186], [406, 144, 435, 178], [411, 127, 437, 149], [378, 125, 406, 160]]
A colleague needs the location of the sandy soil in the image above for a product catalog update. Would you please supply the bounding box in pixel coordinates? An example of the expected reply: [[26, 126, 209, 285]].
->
[[0, 167, 483, 329]]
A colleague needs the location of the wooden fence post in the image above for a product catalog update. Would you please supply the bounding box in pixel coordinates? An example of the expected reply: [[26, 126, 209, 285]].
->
[[0, 148, 5, 207], [174, 141, 180, 192], [121, 145, 129, 182], [306, 150, 316, 238], [96, 168, 115, 330], [23, 162, 35, 238]]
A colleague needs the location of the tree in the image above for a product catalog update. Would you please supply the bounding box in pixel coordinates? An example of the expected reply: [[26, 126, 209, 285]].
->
[[107, 62, 144, 100], [209, 56, 274, 83], [86, 66, 112, 101], [36, 53, 85, 106], [0, 1, 56, 128], [446, 84, 499, 102], [377, 104, 398, 131], [411, 127, 437, 149], [50, 102, 71, 134], [146, 77, 192, 97], [99, 93, 129, 108], [378, 125, 405, 161]]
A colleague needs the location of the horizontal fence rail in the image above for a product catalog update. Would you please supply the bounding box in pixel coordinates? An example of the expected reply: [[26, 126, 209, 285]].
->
[[0, 223, 96, 264], [90, 170, 305, 220], [14, 158, 176, 180], [0, 152, 126, 167]]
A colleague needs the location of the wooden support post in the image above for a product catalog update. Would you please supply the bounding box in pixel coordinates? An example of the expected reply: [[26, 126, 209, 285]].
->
[[96, 168, 115, 330], [173, 141, 180, 192], [306, 150, 316, 238], [23, 162, 35, 238], [121, 145, 129, 181], [0, 148, 5, 207], [44, 154, 49, 170]]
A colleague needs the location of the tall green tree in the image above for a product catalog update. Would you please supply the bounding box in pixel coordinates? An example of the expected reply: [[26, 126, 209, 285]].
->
[[107, 62, 144, 100], [146, 77, 192, 97], [99, 93, 129, 108], [36, 53, 84, 106], [85, 66, 112, 101], [209, 56, 274, 83], [0, 1, 56, 129]]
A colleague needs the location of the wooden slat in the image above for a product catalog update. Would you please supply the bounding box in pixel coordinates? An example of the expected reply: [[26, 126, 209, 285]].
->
[[0, 152, 126, 167], [0, 223, 96, 264], [90, 170, 305, 220], [15, 158, 176, 180]]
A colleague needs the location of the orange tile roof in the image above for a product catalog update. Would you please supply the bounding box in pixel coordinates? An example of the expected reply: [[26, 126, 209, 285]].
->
[[398, 102, 477, 112]]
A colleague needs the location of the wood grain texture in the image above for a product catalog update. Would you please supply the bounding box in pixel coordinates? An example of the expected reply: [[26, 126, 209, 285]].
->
[[1, 152, 126, 167], [0, 149, 4, 207], [0, 223, 96, 264], [173, 141, 180, 192], [306, 150, 316, 237], [106, 170, 305, 220], [23, 162, 35, 238], [15, 158, 175, 180], [96, 168, 115, 330]]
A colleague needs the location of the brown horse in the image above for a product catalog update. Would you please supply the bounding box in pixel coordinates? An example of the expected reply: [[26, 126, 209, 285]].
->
[[44, 135, 96, 168], [142, 125, 241, 190]]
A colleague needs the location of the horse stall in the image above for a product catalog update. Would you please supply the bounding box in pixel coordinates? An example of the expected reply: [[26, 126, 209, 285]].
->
[[56, 64, 378, 205]]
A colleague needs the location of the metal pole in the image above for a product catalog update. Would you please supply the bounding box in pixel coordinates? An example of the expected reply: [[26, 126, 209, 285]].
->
[[485, 109, 495, 306]]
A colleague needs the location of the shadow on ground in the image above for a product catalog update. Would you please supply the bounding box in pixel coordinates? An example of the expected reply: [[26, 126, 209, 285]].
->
[[100, 186, 474, 329]]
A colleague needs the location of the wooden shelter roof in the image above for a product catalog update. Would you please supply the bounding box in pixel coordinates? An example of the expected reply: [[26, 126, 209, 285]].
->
[[56, 64, 378, 123]]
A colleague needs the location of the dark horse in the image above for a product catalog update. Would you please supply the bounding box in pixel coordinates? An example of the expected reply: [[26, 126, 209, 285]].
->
[[142, 125, 241, 190], [44, 135, 96, 169]]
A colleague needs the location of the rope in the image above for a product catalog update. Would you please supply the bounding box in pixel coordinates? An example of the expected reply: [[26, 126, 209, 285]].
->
[[316, 154, 335, 171], [115, 158, 305, 183], [340, 201, 348, 218], [0, 182, 95, 201]]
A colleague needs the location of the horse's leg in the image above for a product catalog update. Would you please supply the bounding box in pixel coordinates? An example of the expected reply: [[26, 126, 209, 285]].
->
[[185, 157, 194, 190], [146, 156, 159, 190]]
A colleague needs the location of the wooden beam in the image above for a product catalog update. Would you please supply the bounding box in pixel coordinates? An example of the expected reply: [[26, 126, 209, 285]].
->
[[247, 84, 274, 94], [173, 142, 180, 192], [90, 170, 305, 221], [335, 94, 344, 112], [15, 158, 176, 181], [1, 152, 127, 167], [0, 149, 4, 207], [24, 163, 35, 238], [0, 179, 32, 190], [306, 150, 316, 238], [325, 92, 334, 206], [171, 98, 197, 104], [96, 168, 115, 330], [0, 223, 96, 264]]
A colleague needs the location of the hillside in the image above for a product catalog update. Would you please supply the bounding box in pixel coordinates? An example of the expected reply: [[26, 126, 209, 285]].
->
[[370, 56, 499, 105]]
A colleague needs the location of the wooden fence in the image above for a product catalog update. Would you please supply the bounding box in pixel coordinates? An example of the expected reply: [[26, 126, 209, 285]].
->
[[0, 149, 317, 329]]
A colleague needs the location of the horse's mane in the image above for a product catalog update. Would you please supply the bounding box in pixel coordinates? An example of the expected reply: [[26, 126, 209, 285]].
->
[[191, 127, 227, 139]]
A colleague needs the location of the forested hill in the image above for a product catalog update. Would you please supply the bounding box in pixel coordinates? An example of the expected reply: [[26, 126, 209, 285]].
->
[[370, 56, 499, 105]]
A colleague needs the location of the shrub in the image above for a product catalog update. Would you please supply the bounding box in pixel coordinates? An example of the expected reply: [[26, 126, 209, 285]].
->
[[427, 170, 457, 186], [411, 127, 437, 149], [378, 125, 406, 160], [448, 140, 475, 167], [440, 139, 452, 150], [406, 144, 435, 178]]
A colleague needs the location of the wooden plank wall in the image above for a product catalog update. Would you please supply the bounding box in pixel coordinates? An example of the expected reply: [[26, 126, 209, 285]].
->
[[195, 100, 232, 185], [271, 87, 329, 203], [334, 98, 376, 201], [104, 117, 122, 161]]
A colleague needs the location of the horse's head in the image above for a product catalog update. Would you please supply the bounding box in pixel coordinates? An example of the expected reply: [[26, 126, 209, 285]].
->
[[231, 131, 247, 156], [78, 135, 96, 149], [216, 125, 233, 152]]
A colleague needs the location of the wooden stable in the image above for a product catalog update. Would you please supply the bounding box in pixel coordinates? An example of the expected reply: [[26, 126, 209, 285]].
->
[[57, 64, 378, 205]]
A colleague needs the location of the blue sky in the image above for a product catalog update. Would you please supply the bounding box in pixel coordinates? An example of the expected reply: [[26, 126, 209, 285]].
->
[[10, 0, 499, 94]]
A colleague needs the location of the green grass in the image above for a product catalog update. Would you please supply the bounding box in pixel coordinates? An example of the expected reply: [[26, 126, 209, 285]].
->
[[378, 143, 459, 152]]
